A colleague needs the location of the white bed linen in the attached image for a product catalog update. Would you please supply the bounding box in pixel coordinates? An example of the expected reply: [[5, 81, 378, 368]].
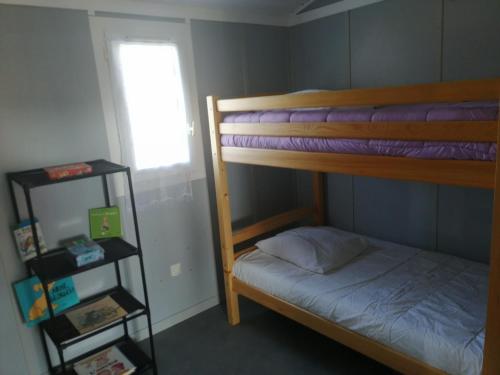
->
[[233, 229, 488, 375]]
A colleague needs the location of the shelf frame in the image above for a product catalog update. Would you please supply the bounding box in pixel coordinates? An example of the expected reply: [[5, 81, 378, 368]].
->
[[52, 336, 153, 374], [7, 160, 158, 375]]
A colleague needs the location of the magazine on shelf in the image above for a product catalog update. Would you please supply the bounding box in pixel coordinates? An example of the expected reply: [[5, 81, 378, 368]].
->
[[66, 295, 127, 335], [13, 276, 79, 327], [13, 219, 48, 262], [73, 345, 136, 375]]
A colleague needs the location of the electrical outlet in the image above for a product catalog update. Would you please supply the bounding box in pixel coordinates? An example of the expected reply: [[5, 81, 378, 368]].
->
[[170, 263, 182, 277]]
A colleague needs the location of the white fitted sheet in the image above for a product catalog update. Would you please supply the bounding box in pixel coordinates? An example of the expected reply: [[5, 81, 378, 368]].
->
[[233, 229, 488, 375]]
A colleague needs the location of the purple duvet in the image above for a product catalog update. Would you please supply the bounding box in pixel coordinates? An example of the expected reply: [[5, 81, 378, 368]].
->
[[222, 102, 499, 161]]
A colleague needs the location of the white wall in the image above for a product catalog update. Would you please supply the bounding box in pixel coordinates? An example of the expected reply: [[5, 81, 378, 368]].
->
[[0, 5, 218, 374]]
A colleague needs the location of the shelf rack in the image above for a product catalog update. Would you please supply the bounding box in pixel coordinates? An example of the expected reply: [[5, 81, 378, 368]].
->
[[7, 159, 158, 374]]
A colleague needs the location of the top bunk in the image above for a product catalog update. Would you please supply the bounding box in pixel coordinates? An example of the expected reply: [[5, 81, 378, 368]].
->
[[207, 79, 500, 189]]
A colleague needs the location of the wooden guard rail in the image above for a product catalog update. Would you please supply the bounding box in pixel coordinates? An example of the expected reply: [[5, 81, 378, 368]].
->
[[232, 207, 314, 245], [220, 121, 498, 142], [217, 78, 500, 111]]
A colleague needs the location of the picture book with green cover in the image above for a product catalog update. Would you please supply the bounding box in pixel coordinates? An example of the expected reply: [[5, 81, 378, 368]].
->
[[89, 206, 122, 239], [14, 276, 79, 327]]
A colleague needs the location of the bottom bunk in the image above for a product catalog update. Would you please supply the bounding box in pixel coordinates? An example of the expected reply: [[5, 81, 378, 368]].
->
[[233, 227, 487, 375]]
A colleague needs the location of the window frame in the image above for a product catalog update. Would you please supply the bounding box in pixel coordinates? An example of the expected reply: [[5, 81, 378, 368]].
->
[[90, 16, 206, 194]]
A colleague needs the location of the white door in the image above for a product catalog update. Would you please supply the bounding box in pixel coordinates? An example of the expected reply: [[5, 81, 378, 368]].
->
[[90, 16, 205, 194]]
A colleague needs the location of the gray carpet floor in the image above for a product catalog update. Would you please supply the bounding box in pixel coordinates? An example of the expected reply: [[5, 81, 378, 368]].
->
[[142, 297, 398, 375]]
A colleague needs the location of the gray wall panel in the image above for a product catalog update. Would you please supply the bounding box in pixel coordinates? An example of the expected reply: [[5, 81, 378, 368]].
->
[[290, 0, 500, 263], [244, 24, 290, 95], [191, 20, 294, 296], [443, 0, 500, 81], [348, 0, 441, 252], [353, 177, 437, 249], [254, 167, 297, 220], [437, 186, 493, 263], [191, 20, 293, 225], [350, 0, 442, 88], [326, 174, 354, 231], [290, 13, 349, 90]]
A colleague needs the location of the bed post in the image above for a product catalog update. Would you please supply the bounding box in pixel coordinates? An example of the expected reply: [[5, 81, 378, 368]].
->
[[483, 104, 500, 374], [207, 96, 240, 326], [312, 172, 325, 225]]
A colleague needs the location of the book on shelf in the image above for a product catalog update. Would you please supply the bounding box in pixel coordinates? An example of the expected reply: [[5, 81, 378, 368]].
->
[[89, 206, 122, 239], [13, 276, 79, 327], [66, 295, 127, 335], [73, 345, 136, 375], [63, 235, 105, 267], [13, 219, 48, 262], [44, 162, 92, 180]]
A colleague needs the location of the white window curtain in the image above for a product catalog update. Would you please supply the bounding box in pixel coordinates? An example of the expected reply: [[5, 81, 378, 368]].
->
[[109, 39, 194, 210]]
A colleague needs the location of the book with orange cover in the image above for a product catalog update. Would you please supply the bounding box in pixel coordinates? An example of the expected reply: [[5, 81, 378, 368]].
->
[[44, 162, 92, 180]]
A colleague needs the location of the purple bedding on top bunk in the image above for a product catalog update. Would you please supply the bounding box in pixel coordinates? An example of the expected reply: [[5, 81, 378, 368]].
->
[[221, 102, 499, 160]]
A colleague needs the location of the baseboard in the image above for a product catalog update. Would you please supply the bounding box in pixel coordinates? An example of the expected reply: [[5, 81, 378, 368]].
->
[[132, 295, 220, 342]]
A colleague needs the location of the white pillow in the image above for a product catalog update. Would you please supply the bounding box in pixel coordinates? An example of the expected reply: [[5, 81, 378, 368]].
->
[[256, 227, 368, 274]]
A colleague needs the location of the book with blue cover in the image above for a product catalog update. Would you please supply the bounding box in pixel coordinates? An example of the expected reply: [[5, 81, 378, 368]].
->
[[14, 276, 79, 327], [65, 235, 105, 267]]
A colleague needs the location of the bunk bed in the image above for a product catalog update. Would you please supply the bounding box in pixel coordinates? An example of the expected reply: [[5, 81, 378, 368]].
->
[[206, 78, 500, 375]]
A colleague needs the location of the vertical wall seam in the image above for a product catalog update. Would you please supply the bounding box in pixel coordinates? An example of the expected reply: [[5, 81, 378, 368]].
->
[[439, 0, 445, 82], [287, 26, 293, 91], [435, 0, 445, 252], [347, 10, 352, 89], [347, 9, 355, 231], [241, 28, 249, 96]]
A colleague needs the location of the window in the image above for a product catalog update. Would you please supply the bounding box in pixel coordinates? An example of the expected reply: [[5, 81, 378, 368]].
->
[[90, 17, 205, 193], [116, 42, 190, 170]]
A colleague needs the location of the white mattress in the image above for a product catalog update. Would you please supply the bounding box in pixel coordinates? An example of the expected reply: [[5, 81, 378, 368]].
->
[[233, 229, 488, 375]]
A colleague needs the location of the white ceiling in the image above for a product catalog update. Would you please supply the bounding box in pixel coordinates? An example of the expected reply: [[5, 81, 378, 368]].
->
[[135, 0, 307, 16]]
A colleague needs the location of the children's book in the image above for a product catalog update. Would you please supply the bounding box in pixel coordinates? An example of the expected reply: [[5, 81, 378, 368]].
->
[[73, 346, 136, 375], [13, 219, 48, 262], [44, 162, 92, 180], [89, 206, 122, 239], [66, 296, 127, 335], [13, 276, 79, 327]]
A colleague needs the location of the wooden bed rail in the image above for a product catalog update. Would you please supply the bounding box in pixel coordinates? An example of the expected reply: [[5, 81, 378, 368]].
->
[[220, 121, 498, 142], [232, 207, 314, 245], [217, 78, 500, 111], [222, 147, 496, 189]]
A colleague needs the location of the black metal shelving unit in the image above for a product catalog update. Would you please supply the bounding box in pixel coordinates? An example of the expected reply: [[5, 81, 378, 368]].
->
[[7, 159, 158, 375]]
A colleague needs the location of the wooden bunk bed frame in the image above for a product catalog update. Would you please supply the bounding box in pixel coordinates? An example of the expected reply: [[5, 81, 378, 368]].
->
[[207, 78, 500, 375]]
